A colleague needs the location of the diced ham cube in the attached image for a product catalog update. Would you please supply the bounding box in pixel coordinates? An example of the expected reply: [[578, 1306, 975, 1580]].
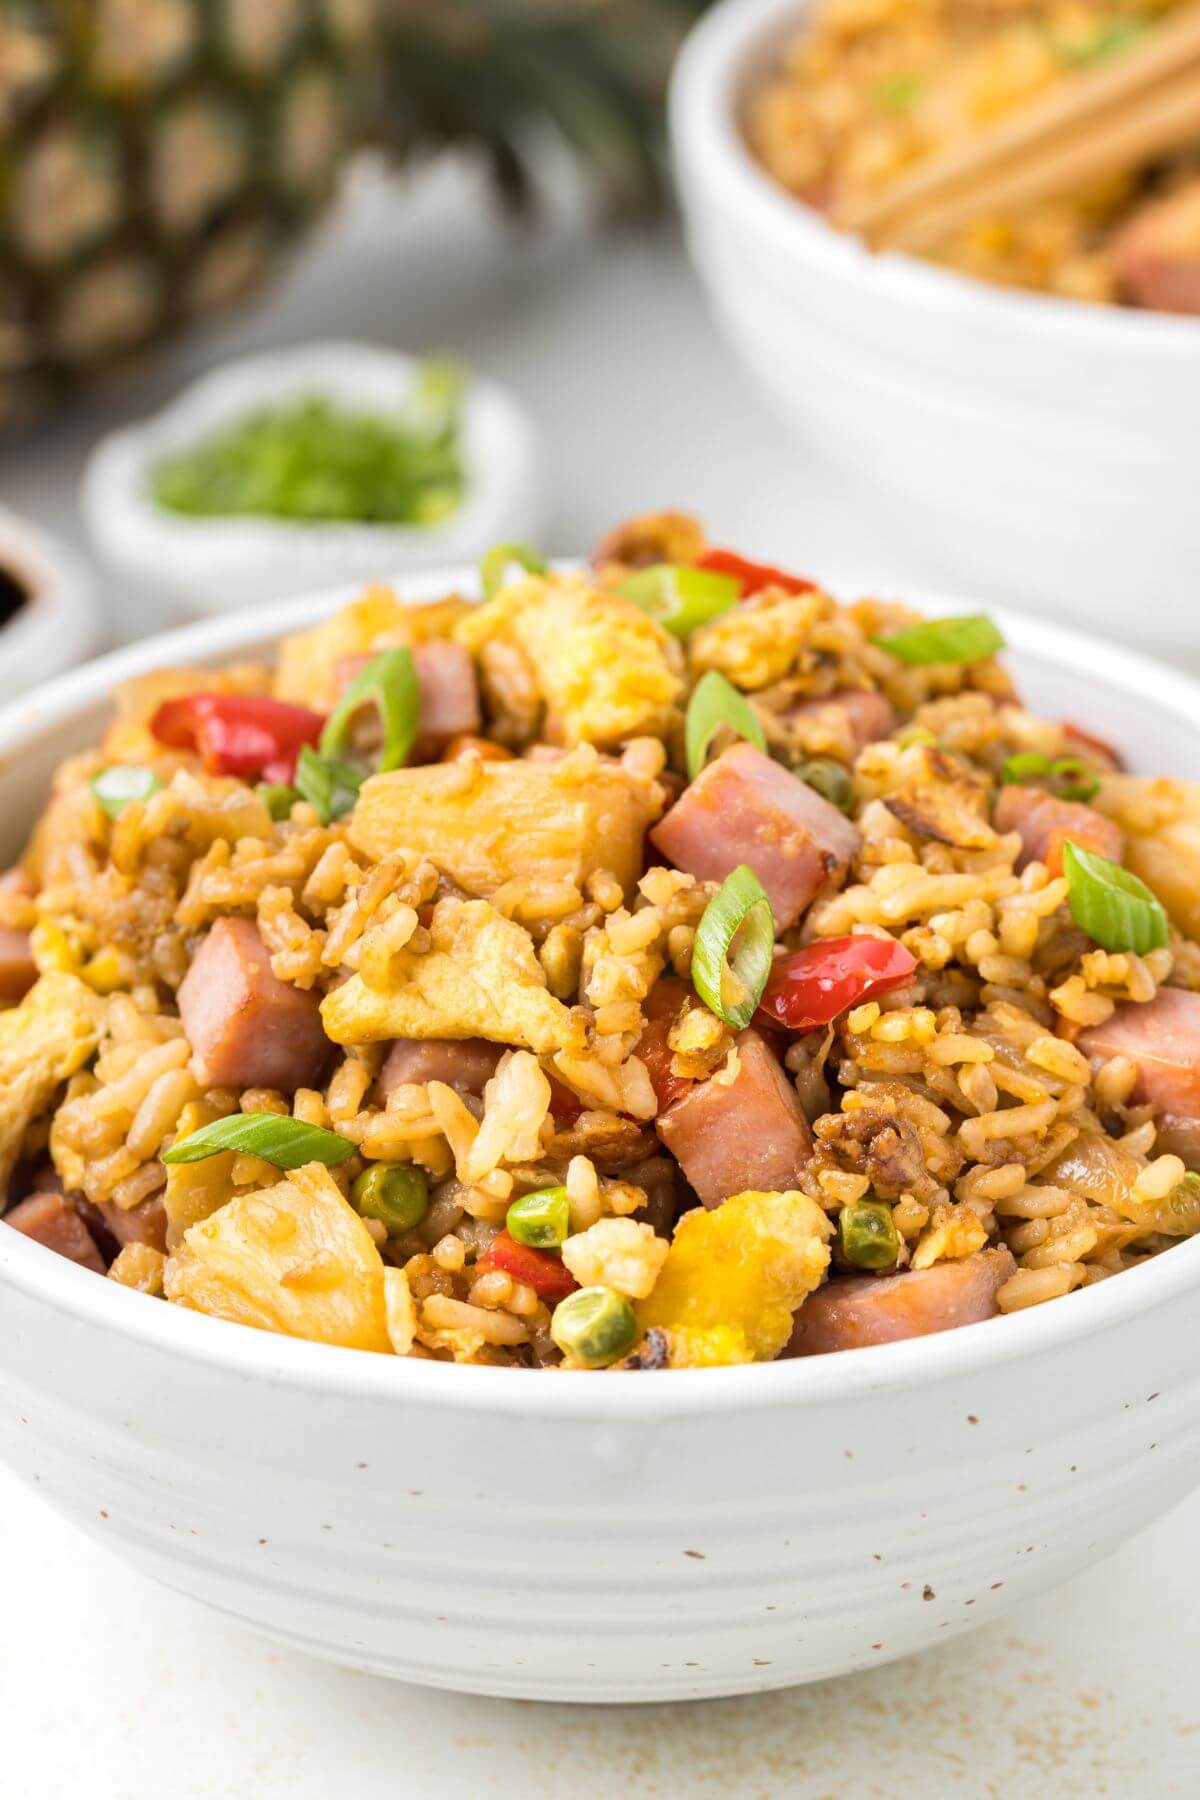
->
[[655, 1028, 812, 1207], [1079, 986, 1200, 1121], [786, 1247, 1015, 1356], [0, 926, 35, 1002], [1156, 1113, 1200, 1169], [994, 783, 1124, 878], [1113, 179, 1200, 315], [5, 1191, 105, 1273], [335, 642, 481, 763], [785, 687, 895, 754], [378, 1037, 503, 1100], [651, 743, 860, 928], [178, 917, 330, 1092]]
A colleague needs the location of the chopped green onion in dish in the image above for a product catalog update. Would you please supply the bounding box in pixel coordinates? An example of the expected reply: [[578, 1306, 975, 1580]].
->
[[874, 614, 1005, 667], [837, 1200, 900, 1271], [320, 647, 421, 773], [1062, 841, 1169, 954], [877, 70, 924, 111], [685, 670, 767, 781], [479, 542, 548, 599], [151, 371, 465, 525], [895, 726, 937, 749], [1001, 751, 1100, 803], [507, 1186, 571, 1249], [294, 745, 364, 824], [351, 1163, 429, 1233], [617, 563, 741, 637], [89, 765, 162, 819], [691, 864, 775, 1030], [796, 757, 854, 813], [551, 1286, 638, 1367], [163, 1113, 356, 1169], [256, 781, 300, 821]]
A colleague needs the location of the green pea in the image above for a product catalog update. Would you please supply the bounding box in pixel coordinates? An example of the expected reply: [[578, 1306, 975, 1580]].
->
[[551, 1286, 638, 1368], [796, 758, 854, 814], [351, 1162, 429, 1234], [507, 1186, 570, 1249], [256, 781, 300, 822], [838, 1200, 900, 1271]]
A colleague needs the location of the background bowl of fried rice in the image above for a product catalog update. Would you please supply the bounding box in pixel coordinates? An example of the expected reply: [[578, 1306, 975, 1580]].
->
[[669, 0, 1200, 651], [2, 571, 1200, 1704]]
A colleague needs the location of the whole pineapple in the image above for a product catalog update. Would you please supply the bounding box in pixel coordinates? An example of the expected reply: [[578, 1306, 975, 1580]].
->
[[0, 0, 708, 430]]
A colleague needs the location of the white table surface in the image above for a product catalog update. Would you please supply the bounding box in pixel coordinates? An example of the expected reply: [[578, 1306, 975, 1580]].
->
[[0, 158, 1196, 1797]]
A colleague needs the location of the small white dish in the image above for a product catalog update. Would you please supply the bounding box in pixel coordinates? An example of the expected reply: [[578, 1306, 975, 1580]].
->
[[670, 0, 1200, 649], [2, 569, 1200, 1702], [81, 341, 544, 615], [0, 508, 97, 700]]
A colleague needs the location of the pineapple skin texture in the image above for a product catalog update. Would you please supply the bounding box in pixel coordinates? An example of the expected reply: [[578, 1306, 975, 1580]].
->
[[1, 972, 107, 1185], [321, 896, 582, 1055], [1092, 775, 1200, 940], [349, 754, 660, 902], [455, 572, 685, 748], [637, 1190, 832, 1363], [164, 1166, 392, 1353]]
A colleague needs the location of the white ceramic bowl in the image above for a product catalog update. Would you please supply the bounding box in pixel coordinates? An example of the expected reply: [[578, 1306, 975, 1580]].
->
[[81, 341, 543, 615], [2, 576, 1200, 1704], [670, 0, 1200, 650], [0, 508, 97, 700]]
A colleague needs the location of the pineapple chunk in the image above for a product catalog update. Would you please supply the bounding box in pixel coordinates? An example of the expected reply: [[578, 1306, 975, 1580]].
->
[[164, 1163, 392, 1352], [349, 750, 660, 901], [1092, 775, 1200, 939], [1, 972, 106, 1185], [276, 586, 469, 709], [637, 1189, 831, 1362], [321, 897, 582, 1055], [455, 570, 684, 747]]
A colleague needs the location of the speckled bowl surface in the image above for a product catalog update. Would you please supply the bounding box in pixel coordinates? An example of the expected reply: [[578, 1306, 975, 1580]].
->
[[1, 570, 1199, 1702]]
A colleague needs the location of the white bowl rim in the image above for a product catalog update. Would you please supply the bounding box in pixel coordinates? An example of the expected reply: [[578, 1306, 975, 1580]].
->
[[670, 0, 1200, 352], [3, 564, 1200, 1419]]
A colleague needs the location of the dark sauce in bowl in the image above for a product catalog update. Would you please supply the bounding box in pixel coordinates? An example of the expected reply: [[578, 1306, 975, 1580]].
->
[[0, 563, 30, 629]]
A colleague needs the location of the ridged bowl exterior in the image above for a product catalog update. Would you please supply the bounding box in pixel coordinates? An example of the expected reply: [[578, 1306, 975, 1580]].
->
[[1, 575, 1199, 1702], [670, 0, 1200, 648]]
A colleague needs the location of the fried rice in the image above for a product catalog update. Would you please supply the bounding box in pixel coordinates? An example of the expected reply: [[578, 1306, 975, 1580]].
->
[[3, 507, 1200, 1370]]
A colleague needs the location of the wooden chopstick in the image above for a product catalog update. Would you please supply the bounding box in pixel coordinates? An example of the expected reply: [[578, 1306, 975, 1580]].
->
[[838, 4, 1200, 251]]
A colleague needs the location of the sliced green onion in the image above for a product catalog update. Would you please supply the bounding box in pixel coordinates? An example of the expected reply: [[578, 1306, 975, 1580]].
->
[[837, 1200, 900, 1271], [256, 781, 299, 821], [1048, 756, 1099, 804], [874, 614, 1005, 667], [896, 726, 937, 749], [691, 864, 775, 1030], [877, 70, 923, 111], [351, 1163, 429, 1233], [796, 757, 854, 814], [550, 1286, 638, 1367], [1002, 751, 1050, 784], [294, 744, 364, 824], [163, 1113, 355, 1169], [479, 542, 547, 599], [320, 647, 420, 774], [685, 670, 767, 781], [507, 1186, 571, 1249], [1062, 841, 1169, 954], [617, 563, 740, 637], [89, 765, 162, 819]]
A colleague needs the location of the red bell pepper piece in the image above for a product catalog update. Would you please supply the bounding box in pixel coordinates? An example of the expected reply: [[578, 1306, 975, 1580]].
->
[[694, 547, 816, 598], [634, 1014, 693, 1113], [150, 693, 325, 783], [479, 1230, 579, 1303], [757, 935, 918, 1034]]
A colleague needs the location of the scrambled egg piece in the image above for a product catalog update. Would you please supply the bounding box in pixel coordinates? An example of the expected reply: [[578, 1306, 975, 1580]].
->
[[349, 749, 661, 901], [689, 591, 831, 691], [0, 972, 106, 1184], [1092, 775, 1200, 940], [637, 1189, 831, 1363], [322, 897, 582, 1055], [164, 1163, 392, 1352], [275, 586, 469, 709], [662, 1326, 756, 1368], [455, 570, 684, 747]]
